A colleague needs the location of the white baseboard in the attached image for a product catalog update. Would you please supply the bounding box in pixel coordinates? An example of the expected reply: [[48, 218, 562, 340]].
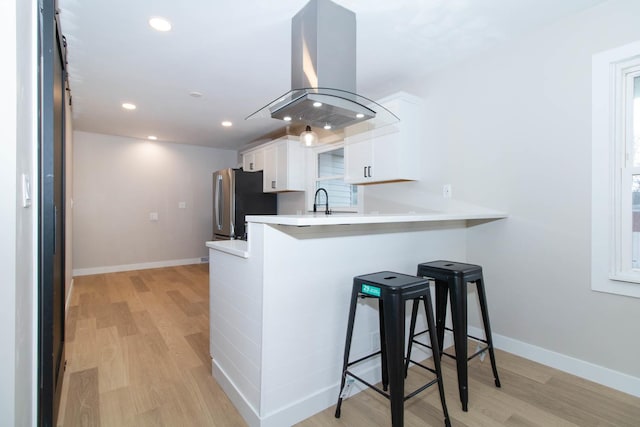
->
[[211, 359, 261, 427], [216, 327, 640, 427], [213, 327, 640, 426], [468, 326, 640, 398], [72, 257, 205, 276], [212, 358, 382, 427]]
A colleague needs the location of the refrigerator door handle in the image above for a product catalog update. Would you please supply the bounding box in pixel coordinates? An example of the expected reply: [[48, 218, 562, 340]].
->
[[215, 174, 223, 230]]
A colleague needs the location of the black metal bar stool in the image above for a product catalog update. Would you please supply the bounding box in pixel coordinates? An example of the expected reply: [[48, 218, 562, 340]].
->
[[335, 271, 451, 427], [406, 260, 501, 411]]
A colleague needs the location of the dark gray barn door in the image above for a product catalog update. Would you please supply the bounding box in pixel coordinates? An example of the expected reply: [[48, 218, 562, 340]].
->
[[38, 0, 66, 425]]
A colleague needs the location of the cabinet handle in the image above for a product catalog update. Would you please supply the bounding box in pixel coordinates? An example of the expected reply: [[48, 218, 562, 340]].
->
[[250, 162, 254, 170], [271, 180, 276, 189], [367, 166, 372, 178], [363, 166, 367, 178]]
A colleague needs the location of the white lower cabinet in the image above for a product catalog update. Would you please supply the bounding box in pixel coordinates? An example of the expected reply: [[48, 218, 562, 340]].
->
[[262, 136, 305, 192], [344, 93, 422, 184]]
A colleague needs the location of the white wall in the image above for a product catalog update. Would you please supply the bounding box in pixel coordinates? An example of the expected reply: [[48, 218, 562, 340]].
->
[[0, 0, 19, 423], [73, 131, 238, 273], [2, 0, 38, 425], [365, 0, 640, 381]]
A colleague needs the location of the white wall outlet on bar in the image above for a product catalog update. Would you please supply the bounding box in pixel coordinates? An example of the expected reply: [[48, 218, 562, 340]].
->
[[443, 184, 452, 199], [178, 202, 186, 209], [149, 212, 159, 221]]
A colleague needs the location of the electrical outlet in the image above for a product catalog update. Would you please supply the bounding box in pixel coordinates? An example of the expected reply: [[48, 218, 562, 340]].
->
[[339, 378, 355, 398], [443, 184, 452, 199], [178, 201, 186, 209], [149, 212, 159, 221]]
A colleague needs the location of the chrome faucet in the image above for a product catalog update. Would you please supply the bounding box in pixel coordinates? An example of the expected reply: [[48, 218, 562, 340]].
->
[[313, 187, 331, 215]]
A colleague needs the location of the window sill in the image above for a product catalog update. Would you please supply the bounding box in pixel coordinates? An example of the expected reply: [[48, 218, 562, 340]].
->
[[593, 274, 640, 298]]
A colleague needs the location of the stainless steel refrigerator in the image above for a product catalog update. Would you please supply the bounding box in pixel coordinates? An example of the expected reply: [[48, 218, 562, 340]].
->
[[212, 168, 277, 240]]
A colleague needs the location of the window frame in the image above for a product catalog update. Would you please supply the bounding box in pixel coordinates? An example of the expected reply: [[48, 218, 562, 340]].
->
[[619, 68, 640, 274], [592, 40, 640, 298], [306, 143, 362, 213]]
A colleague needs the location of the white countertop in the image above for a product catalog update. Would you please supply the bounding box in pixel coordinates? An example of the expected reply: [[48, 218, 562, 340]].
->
[[206, 239, 249, 258], [246, 210, 507, 226], [208, 210, 507, 258]]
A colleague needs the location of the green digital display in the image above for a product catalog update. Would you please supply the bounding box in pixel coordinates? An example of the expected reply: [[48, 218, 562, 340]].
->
[[361, 283, 381, 297]]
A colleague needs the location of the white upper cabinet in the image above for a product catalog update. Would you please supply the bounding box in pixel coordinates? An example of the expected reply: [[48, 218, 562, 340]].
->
[[262, 136, 305, 193], [344, 93, 422, 184], [242, 147, 265, 172]]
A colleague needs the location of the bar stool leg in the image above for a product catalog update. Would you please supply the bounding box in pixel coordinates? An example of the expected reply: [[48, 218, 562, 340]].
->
[[434, 280, 448, 354], [382, 292, 405, 427], [335, 285, 360, 418], [475, 278, 501, 388], [449, 277, 469, 411], [378, 299, 389, 391], [404, 298, 420, 377], [423, 294, 452, 427]]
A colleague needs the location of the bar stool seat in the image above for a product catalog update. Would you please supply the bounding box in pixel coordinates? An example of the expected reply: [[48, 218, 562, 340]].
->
[[407, 260, 501, 411], [335, 271, 451, 427]]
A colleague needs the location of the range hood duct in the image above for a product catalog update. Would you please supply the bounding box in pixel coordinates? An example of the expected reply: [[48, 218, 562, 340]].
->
[[246, 0, 398, 131]]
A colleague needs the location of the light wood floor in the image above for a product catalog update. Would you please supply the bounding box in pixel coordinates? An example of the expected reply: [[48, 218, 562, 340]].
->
[[58, 265, 640, 427]]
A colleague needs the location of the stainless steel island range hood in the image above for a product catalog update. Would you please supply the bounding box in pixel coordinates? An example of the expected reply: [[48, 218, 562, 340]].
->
[[246, 0, 398, 131]]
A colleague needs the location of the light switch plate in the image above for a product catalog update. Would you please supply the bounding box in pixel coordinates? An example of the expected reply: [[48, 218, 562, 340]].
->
[[149, 212, 159, 221], [178, 202, 186, 209]]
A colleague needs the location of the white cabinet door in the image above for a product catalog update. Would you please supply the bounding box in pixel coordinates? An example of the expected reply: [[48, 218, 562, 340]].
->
[[371, 131, 402, 181], [263, 145, 278, 191], [262, 137, 305, 192], [242, 148, 265, 172], [344, 137, 374, 184], [344, 130, 401, 184], [243, 152, 255, 171], [344, 93, 421, 184]]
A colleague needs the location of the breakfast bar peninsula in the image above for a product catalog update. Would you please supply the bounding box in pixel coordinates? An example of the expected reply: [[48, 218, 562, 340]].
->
[[206, 210, 506, 427]]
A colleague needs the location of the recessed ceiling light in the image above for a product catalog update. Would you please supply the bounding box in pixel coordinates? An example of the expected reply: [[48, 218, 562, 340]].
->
[[189, 91, 203, 98], [122, 103, 137, 110], [283, 116, 292, 122], [147, 135, 158, 140], [149, 17, 172, 32], [221, 121, 233, 127], [313, 101, 323, 107], [356, 113, 364, 118]]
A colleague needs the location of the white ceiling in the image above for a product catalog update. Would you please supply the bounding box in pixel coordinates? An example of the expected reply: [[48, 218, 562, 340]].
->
[[58, 0, 605, 150]]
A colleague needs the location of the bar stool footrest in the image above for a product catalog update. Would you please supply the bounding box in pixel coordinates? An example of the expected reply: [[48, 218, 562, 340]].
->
[[410, 327, 493, 362], [346, 350, 382, 368], [345, 350, 444, 403], [415, 326, 491, 345], [344, 371, 389, 400], [406, 359, 438, 377], [344, 369, 442, 403]]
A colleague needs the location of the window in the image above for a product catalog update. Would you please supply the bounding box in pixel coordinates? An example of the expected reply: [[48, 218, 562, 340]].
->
[[629, 76, 640, 268], [309, 145, 359, 212], [592, 40, 640, 298]]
